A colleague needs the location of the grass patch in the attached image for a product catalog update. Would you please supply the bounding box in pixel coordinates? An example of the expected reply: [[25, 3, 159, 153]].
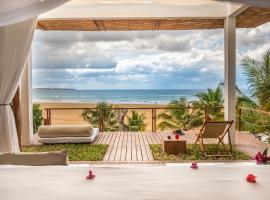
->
[[22, 144, 108, 161], [150, 144, 251, 161]]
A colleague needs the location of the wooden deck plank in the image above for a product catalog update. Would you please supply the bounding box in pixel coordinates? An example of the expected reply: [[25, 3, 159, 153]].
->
[[131, 132, 137, 161], [145, 131, 154, 144], [109, 132, 121, 161], [141, 133, 154, 161], [126, 132, 132, 161], [150, 132, 160, 144], [93, 132, 103, 144], [114, 132, 124, 161], [135, 132, 143, 161], [138, 133, 149, 161], [102, 132, 111, 144], [147, 131, 156, 144], [103, 132, 116, 161], [104, 131, 114, 145], [120, 132, 128, 161], [103, 132, 118, 161]]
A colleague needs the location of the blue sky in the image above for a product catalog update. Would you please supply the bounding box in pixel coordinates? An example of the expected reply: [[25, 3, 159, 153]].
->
[[32, 22, 270, 90]]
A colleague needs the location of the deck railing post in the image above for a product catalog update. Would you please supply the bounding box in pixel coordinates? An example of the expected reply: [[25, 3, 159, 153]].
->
[[44, 108, 51, 125], [204, 107, 208, 121], [152, 108, 156, 132], [238, 107, 242, 131], [99, 108, 104, 132], [49, 109, 51, 125]]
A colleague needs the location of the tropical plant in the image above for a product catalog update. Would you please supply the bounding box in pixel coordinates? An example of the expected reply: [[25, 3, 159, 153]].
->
[[81, 102, 119, 131], [236, 86, 258, 108], [241, 50, 270, 111], [191, 84, 224, 120], [33, 103, 43, 133], [127, 111, 147, 131], [157, 97, 203, 131]]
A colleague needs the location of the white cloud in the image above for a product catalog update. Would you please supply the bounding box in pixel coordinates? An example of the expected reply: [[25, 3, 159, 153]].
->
[[32, 22, 270, 89]]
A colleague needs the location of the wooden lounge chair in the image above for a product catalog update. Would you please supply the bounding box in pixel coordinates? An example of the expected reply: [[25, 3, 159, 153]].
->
[[193, 120, 234, 157]]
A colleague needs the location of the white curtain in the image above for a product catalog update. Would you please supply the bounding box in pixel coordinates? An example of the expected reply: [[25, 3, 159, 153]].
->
[[0, 18, 37, 153], [0, 0, 69, 27]]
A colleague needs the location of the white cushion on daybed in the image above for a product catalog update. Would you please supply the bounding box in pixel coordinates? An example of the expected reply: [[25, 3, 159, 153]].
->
[[38, 127, 99, 144]]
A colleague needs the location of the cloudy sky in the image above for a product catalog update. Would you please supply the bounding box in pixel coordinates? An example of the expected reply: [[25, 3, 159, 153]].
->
[[32, 22, 270, 90]]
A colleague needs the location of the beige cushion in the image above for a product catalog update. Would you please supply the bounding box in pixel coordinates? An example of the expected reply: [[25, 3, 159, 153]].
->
[[0, 150, 68, 166], [38, 125, 93, 138]]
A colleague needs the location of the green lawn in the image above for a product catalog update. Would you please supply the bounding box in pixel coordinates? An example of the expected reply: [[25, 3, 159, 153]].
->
[[150, 144, 251, 161], [22, 144, 108, 161]]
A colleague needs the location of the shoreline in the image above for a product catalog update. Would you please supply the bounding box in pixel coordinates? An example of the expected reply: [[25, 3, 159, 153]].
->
[[35, 101, 169, 108], [33, 101, 170, 105]]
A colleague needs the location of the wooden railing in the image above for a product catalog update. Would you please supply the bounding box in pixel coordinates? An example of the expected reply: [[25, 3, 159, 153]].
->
[[43, 106, 224, 132], [43, 106, 270, 132], [237, 107, 270, 131]]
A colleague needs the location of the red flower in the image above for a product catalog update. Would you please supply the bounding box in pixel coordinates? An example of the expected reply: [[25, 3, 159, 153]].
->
[[190, 162, 198, 169], [246, 174, 256, 183], [86, 170, 95, 179]]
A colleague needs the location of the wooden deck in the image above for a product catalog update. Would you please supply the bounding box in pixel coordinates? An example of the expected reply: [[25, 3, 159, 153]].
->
[[92, 131, 270, 163], [33, 130, 270, 163]]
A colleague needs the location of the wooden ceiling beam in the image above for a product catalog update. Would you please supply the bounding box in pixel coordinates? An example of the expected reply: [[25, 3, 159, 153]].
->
[[153, 20, 161, 31], [36, 8, 270, 31], [93, 20, 106, 31], [36, 21, 47, 31]]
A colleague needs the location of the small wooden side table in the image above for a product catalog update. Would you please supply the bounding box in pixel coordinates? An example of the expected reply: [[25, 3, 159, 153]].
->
[[163, 138, 186, 155]]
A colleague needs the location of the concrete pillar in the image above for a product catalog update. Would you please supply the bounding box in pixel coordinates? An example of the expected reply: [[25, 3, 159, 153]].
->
[[21, 53, 33, 146], [224, 16, 236, 144]]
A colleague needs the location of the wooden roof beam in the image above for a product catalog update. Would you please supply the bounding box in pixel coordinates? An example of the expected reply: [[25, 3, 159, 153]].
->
[[153, 20, 161, 31], [93, 20, 106, 31], [36, 21, 47, 31]]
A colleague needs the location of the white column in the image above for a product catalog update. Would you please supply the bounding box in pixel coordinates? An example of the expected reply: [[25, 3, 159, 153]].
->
[[21, 53, 33, 146], [224, 16, 236, 144]]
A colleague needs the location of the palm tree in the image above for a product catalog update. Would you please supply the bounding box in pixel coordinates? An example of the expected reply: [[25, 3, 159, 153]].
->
[[236, 86, 258, 108], [157, 97, 203, 131], [127, 111, 147, 131], [191, 84, 224, 120], [242, 50, 270, 111], [81, 102, 119, 131]]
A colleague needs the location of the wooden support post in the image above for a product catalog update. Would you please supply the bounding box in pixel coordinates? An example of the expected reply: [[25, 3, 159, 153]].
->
[[238, 107, 242, 131], [152, 108, 156, 132], [12, 87, 22, 150], [44, 109, 51, 125], [48, 109, 51, 125]]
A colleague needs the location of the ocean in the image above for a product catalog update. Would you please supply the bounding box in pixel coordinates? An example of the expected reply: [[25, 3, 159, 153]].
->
[[32, 89, 207, 104]]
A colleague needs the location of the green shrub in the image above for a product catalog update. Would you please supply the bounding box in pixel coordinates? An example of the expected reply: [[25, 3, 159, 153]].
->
[[33, 103, 43, 133]]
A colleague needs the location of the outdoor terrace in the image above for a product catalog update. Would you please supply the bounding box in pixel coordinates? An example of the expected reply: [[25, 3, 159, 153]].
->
[[30, 105, 270, 163]]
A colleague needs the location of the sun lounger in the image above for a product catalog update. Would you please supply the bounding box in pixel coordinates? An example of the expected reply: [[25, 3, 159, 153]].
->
[[193, 120, 234, 157]]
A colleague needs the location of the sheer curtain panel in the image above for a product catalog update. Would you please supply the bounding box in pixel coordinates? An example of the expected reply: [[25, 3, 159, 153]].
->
[[0, 18, 37, 152]]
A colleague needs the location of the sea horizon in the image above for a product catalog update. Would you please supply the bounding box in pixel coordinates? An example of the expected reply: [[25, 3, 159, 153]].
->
[[32, 88, 251, 104]]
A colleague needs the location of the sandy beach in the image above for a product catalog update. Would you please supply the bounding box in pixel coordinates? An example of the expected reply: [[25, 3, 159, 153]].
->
[[38, 102, 170, 131]]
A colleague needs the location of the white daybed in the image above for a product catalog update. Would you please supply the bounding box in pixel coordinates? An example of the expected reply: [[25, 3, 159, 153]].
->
[[37, 125, 99, 144]]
